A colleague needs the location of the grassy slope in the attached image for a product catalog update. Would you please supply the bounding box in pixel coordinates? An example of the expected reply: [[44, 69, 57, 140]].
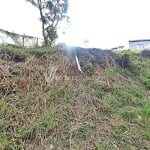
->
[[0, 46, 150, 150]]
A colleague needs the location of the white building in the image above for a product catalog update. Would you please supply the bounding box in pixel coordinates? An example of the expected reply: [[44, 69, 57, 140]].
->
[[129, 39, 150, 51], [0, 29, 43, 47]]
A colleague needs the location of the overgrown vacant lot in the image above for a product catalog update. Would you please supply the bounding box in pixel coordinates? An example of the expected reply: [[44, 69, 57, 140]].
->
[[0, 45, 150, 150]]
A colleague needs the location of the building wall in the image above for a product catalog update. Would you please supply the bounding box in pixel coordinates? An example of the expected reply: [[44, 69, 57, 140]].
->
[[129, 41, 150, 50], [0, 29, 43, 47]]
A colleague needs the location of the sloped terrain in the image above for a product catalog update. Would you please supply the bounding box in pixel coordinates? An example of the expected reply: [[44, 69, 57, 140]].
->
[[0, 45, 150, 150]]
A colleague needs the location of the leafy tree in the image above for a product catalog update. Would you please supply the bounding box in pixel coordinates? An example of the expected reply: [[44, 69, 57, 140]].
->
[[26, 0, 69, 46]]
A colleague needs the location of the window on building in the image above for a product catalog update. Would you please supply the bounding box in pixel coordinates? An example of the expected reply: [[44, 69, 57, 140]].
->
[[136, 44, 143, 50]]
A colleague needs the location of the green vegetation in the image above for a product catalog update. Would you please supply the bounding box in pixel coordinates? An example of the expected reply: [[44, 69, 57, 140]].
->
[[27, 0, 69, 46], [0, 46, 150, 149]]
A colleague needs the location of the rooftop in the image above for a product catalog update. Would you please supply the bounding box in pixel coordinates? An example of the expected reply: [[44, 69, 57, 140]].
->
[[129, 39, 150, 42]]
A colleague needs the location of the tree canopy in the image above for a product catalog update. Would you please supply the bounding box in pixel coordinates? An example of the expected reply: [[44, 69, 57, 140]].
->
[[27, 0, 69, 46]]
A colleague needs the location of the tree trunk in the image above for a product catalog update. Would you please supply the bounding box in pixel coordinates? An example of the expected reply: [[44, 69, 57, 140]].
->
[[38, 0, 48, 46], [42, 24, 48, 46]]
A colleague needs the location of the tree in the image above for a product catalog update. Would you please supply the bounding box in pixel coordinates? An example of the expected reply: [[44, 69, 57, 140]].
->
[[26, 0, 69, 46]]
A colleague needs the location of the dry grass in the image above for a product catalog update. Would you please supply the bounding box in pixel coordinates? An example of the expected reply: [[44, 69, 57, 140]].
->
[[0, 46, 150, 150]]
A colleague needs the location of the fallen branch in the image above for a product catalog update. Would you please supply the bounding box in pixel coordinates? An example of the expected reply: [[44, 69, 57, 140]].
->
[[75, 51, 82, 73]]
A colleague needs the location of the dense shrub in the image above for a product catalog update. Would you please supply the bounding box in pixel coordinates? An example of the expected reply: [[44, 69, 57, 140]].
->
[[115, 53, 131, 69], [141, 50, 150, 58], [144, 79, 150, 90], [0, 48, 25, 62]]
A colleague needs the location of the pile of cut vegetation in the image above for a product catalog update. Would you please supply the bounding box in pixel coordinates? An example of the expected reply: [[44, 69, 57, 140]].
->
[[0, 45, 150, 149]]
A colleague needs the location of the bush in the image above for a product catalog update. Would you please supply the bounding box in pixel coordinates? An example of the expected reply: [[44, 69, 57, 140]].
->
[[83, 64, 95, 76], [116, 53, 131, 68], [144, 79, 150, 90], [141, 50, 150, 58]]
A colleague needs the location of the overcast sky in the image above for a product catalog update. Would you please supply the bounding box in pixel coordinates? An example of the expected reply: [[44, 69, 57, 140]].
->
[[0, 0, 150, 48]]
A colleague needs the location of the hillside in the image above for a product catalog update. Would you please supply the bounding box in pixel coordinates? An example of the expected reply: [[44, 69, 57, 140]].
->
[[0, 45, 150, 150]]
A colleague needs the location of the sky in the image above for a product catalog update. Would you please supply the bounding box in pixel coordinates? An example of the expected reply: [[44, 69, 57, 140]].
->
[[0, 0, 150, 49]]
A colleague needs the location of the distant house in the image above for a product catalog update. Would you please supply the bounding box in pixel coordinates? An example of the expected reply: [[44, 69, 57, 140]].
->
[[129, 39, 150, 50]]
